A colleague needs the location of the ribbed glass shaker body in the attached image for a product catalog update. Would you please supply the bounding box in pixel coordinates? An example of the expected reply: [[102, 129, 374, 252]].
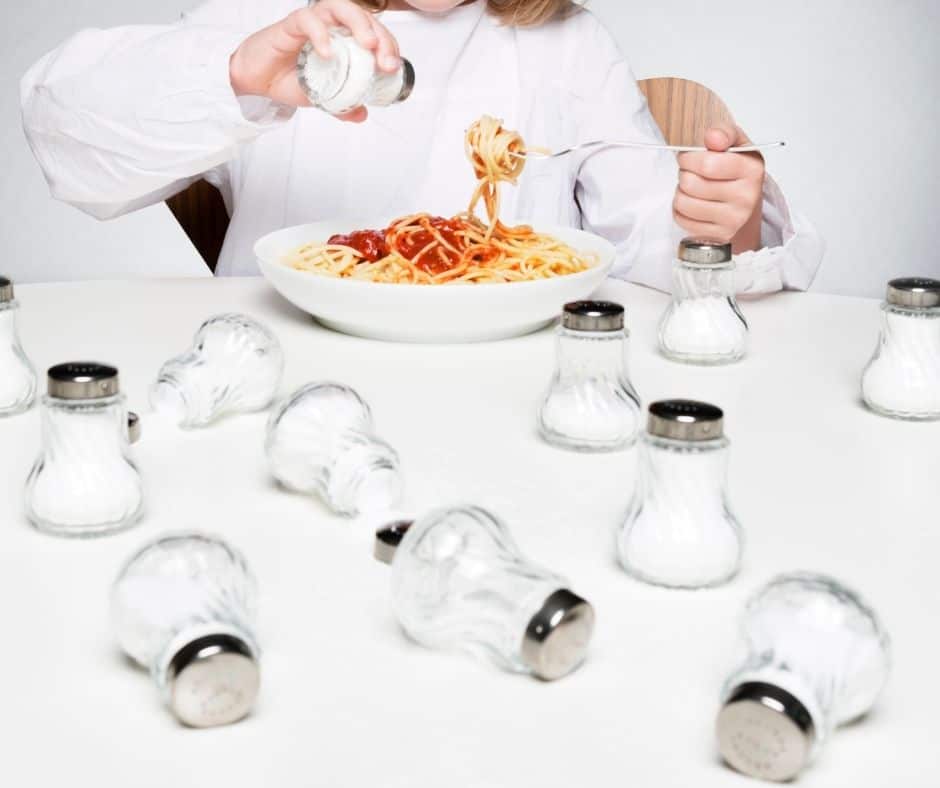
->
[[716, 572, 891, 782], [617, 401, 742, 589], [150, 313, 284, 428], [861, 280, 940, 420], [384, 505, 594, 681], [110, 532, 260, 728], [266, 382, 403, 516], [296, 30, 414, 115], [539, 301, 641, 451], [0, 285, 37, 416], [659, 241, 748, 364]]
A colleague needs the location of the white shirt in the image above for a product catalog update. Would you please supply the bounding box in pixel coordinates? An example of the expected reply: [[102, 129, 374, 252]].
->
[[20, 0, 824, 292]]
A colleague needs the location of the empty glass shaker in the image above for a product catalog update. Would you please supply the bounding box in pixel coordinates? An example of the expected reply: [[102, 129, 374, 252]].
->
[[25, 362, 143, 537], [0, 276, 37, 416], [861, 277, 940, 420], [659, 238, 748, 364], [374, 505, 595, 681], [150, 313, 284, 428], [617, 400, 743, 588], [297, 29, 414, 115], [110, 532, 260, 728], [266, 382, 403, 516], [538, 300, 642, 451], [716, 572, 891, 782]]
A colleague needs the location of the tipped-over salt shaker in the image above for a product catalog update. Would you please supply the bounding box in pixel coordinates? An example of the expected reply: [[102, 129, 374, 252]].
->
[[538, 300, 642, 451], [659, 238, 748, 364], [25, 362, 143, 537], [861, 277, 940, 420], [266, 382, 403, 516], [297, 30, 414, 115], [150, 313, 284, 428], [716, 572, 891, 782], [375, 505, 595, 681], [0, 276, 37, 416], [617, 400, 743, 588]]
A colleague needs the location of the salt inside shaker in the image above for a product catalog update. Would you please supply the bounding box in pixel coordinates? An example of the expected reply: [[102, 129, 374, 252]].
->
[[375, 505, 595, 681], [861, 277, 940, 420], [716, 572, 891, 782], [297, 29, 415, 115], [659, 238, 748, 364], [150, 313, 284, 428], [538, 300, 642, 451], [0, 276, 37, 416], [25, 362, 143, 537], [617, 400, 743, 588], [266, 382, 403, 516], [110, 532, 261, 728]]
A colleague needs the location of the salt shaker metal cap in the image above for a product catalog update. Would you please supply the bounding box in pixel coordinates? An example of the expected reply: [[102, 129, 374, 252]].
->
[[561, 300, 625, 332], [520, 589, 595, 681], [716, 681, 815, 782], [647, 399, 724, 441], [397, 58, 416, 102], [47, 362, 119, 400], [374, 520, 413, 564], [166, 633, 260, 728], [886, 277, 940, 309], [678, 238, 733, 265], [0, 276, 13, 303]]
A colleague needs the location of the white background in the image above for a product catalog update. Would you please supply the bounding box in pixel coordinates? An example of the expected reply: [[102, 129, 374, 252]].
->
[[1, 0, 938, 294]]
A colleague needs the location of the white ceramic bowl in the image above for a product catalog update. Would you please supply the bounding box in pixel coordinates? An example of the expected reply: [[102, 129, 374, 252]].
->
[[255, 219, 615, 343]]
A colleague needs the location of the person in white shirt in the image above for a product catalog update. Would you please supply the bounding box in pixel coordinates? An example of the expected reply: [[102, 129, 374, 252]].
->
[[20, 0, 824, 292]]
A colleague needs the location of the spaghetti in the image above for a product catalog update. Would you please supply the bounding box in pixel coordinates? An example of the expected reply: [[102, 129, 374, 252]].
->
[[284, 115, 595, 284]]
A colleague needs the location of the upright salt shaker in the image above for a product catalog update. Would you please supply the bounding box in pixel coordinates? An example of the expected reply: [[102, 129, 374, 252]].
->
[[659, 238, 748, 364], [375, 505, 595, 681], [25, 362, 143, 537], [617, 400, 743, 588], [716, 572, 891, 782], [266, 382, 403, 516], [0, 276, 37, 416], [538, 300, 642, 451], [110, 533, 261, 728], [861, 277, 940, 420], [297, 29, 415, 115]]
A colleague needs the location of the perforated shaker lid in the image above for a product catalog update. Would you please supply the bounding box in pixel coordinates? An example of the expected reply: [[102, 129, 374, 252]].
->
[[678, 238, 733, 265], [374, 520, 414, 564], [886, 277, 940, 308], [647, 400, 724, 441], [562, 301, 624, 331], [0, 276, 13, 303], [47, 362, 119, 400], [520, 589, 595, 681]]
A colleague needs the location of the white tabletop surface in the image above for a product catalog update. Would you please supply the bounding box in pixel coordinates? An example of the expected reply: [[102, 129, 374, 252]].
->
[[2, 277, 937, 788]]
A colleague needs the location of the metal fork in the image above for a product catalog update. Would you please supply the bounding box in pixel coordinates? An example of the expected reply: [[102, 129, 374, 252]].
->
[[510, 140, 786, 159]]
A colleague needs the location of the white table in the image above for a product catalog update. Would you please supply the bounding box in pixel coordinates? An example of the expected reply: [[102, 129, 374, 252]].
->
[[2, 278, 937, 788]]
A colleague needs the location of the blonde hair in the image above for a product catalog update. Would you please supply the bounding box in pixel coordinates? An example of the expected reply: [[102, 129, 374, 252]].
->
[[355, 1, 581, 27]]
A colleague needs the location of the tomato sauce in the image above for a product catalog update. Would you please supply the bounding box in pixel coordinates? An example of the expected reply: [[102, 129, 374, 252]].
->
[[327, 229, 389, 262]]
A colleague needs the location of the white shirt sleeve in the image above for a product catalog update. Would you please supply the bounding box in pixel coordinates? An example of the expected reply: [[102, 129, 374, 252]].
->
[[20, 0, 293, 220]]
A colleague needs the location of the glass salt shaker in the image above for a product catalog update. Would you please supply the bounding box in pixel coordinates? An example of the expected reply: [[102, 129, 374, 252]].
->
[[297, 29, 415, 116], [617, 400, 743, 588], [374, 505, 595, 681], [861, 277, 940, 420], [150, 313, 284, 428], [538, 300, 642, 451], [659, 238, 748, 364], [266, 382, 403, 517], [25, 362, 143, 537], [0, 276, 37, 416], [110, 532, 261, 728], [716, 572, 891, 782]]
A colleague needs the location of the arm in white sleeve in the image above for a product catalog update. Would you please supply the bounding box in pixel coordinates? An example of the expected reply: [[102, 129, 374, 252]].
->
[[20, 2, 293, 220]]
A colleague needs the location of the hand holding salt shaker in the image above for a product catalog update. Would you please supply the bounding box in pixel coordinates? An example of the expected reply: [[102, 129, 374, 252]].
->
[[25, 362, 143, 537], [659, 238, 748, 364], [266, 381, 403, 516], [716, 572, 891, 782], [0, 276, 37, 416], [861, 277, 940, 420], [150, 313, 284, 428], [110, 533, 261, 728], [538, 300, 642, 451], [374, 505, 595, 681], [617, 400, 743, 588]]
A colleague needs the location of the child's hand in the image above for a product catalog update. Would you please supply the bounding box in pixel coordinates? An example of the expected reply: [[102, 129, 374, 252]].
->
[[229, 0, 400, 122], [673, 123, 765, 253]]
